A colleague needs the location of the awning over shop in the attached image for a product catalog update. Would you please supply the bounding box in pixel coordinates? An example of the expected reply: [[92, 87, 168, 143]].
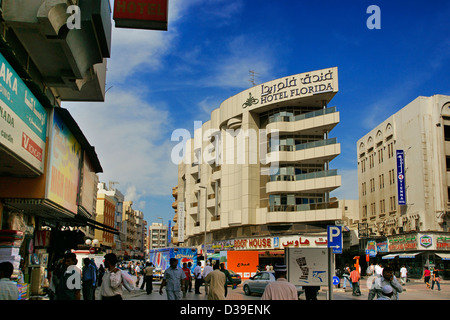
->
[[382, 254, 398, 260], [436, 253, 450, 261], [398, 252, 422, 259]]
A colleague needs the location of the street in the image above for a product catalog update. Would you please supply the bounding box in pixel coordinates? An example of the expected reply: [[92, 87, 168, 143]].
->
[[98, 275, 450, 301]]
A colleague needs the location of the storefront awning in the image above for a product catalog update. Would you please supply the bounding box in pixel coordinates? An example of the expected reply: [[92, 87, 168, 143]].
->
[[398, 252, 422, 259], [436, 253, 450, 261], [382, 254, 398, 260]]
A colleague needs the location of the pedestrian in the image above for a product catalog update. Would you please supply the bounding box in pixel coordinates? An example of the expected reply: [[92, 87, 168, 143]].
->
[[81, 257, 96, 300], [187, 262, 193, 292], [304, 286, 320, 300], [422, 266, 431, 289], [431, 266, 441, 291], [202, 261, 213, 295], [399, 265, 407, 286], [193, 261, 203, 294], [135, 262, 141, 287], [204, 262, 226, 300], [261, 263, 298, 300], [0, 262, 19, 300], [100, 253, 123, 300], [350, 266, 361, 296], [159, 258, 186, 300], [182, 262, 192, 298], [97, 264, 105, 287], [368, 266, 403, 300], [220, 262, 234, 297], [342, 264, 352, 289], [56, 252, 81, 300], [374, 263, 383, 277], [141, 262, 155, 294]]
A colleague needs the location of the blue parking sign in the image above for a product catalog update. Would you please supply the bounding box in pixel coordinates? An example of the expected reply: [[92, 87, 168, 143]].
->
[[327, 225, 342, 254]]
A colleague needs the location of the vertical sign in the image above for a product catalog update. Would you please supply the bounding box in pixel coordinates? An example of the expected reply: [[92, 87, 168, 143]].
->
[[396, 150, 406, 205], [168, 220, 171, 245], [178, 202, 185, 243], [327, 225, 342, 254]]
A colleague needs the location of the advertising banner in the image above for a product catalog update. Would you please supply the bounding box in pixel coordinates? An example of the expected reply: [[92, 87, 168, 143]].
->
[[0, 52, 47, 173], [113, 0, 168, 30], [396, 150, 406, 205], [46, 110, 81, 214], [286, 248, 330, 286], [227, 250, 259, 280]]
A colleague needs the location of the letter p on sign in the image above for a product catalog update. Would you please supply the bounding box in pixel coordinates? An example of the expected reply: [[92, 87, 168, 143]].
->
[[327, 225, 342, 254]]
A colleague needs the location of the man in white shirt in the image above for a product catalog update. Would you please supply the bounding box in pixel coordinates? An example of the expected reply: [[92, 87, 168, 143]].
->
[[202, 261, 213, 295], [100, 253, 123, 300], [262, 264, 298, 300], [193, 262, 203, 294], [0, 262, 19, 300], [159, 258, 186, 300], [400, 265, 408, 285]]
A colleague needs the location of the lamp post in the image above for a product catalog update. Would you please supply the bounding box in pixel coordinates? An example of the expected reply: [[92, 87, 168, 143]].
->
[[199, 185, 208, 261]]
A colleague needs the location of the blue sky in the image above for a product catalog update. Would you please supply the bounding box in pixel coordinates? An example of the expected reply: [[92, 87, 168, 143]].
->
[[65, 0, 450, 227]]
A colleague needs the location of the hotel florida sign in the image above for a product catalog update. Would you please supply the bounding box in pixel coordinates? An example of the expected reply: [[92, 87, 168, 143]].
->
[[113, 0, 168, 30]]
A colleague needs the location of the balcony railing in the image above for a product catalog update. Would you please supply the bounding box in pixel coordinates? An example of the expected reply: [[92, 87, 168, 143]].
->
[[271, 137, 337, 153], [268, 107, 336, 124], [270, 169, 338, 182], [269, 201, 339, 212]]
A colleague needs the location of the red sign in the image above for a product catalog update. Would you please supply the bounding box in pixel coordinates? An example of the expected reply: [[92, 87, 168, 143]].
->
[[113, 0, 168, 30], [22, 132, 43, 161]]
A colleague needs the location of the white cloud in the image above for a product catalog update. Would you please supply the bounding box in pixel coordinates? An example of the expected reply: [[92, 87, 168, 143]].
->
[[331, 168, 358, 201]]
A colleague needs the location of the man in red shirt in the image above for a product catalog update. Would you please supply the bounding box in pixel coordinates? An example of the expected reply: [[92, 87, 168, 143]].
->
[[182, 262, 192, 298], [350, 266, 361, 296]]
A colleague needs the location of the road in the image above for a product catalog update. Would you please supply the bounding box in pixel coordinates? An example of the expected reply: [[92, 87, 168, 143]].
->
[[108, 275, 450, 301]]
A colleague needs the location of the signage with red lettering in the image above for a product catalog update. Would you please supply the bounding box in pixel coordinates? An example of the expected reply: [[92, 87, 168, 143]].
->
[[113, 0, 168, 30]]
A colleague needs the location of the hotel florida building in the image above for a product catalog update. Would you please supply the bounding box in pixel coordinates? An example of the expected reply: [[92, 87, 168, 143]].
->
[[175, 67, 342, 258], [357, 95, 450, 278]]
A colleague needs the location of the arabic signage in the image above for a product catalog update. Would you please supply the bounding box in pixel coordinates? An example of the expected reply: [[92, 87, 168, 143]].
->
[[396, 150, 406, 205], [226, 251, 259, 280], [113, 0, 168, 30], [240, 67, 338, 110], [0, 52, 47, 173], [46, 110, 81, 214], [286, 248, 330, 286]]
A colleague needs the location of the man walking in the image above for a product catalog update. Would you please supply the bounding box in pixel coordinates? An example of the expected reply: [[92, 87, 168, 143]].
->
[[400, 265, 408, 285], [204, 262, 226, 300], [82, 258, 96, 300], [350, 266, 361, 296], [202, 261, 213, 295], [159, 258, 186, 300], [368, 266, 403, 300], [193, 261, 203, 294], [261, 264, 298, 300]]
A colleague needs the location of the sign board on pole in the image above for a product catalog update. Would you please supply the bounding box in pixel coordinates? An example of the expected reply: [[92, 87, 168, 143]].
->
[[285, 248, 330, 286], [327, 225, 342, 254]]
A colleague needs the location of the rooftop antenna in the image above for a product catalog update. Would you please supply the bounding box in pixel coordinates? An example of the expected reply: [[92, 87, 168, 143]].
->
[[249, 70, 260, 87]]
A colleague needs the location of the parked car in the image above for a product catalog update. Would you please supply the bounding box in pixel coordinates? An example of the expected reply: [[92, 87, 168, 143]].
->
[[226, 270, 242, 286], [243, 271, 303, 297]]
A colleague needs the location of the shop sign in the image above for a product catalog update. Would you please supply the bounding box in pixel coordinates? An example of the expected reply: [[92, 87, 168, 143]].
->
[[436, 235, 450, 250], [376, 241, 388, 253], [396, 150, 406, 205], [388, 234, 417, 252], [113, 0, 168, 30], [0, 53, 47, 173], [46, 110, 81, 214], [420, 235, 432, 248]]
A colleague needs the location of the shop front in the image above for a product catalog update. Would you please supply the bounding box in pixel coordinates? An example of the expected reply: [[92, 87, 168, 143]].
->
[[378, 232, 450, 279]]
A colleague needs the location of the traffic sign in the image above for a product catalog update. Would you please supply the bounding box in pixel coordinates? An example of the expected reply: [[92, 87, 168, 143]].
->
[[327, 225, 342, 254], [332, 276, 340, 286]]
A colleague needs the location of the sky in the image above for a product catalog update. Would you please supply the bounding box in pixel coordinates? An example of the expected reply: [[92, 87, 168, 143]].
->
[[64, 0, 450, 227]]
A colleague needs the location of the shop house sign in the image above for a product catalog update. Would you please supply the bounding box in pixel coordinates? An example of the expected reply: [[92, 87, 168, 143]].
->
[[113, 0, 168, 30]]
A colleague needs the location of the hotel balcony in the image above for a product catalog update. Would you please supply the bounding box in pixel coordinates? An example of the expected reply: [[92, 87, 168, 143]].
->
[[2, 0, 111, 101], [266, 169, 341, 194], [266, 107, 339, 135], [266, 138, 340, 164]]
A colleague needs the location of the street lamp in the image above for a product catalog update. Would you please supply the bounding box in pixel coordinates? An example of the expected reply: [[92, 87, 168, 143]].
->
[[199, 185, 208, 261]]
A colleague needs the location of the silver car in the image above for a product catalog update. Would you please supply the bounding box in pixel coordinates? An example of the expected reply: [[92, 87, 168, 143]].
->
[[242, 271, 303, 297]]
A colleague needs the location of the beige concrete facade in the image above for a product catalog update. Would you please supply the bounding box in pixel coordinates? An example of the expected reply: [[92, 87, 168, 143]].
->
[[357, 95, 450, 237], [177, 67, 342, 248]]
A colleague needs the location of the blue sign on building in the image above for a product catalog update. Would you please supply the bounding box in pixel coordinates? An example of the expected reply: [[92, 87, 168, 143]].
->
[[396, 150, 406, 205]]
